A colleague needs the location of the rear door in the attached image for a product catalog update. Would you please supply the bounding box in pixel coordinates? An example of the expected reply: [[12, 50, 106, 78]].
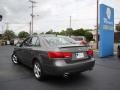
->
[[16, 37, 32, 63]]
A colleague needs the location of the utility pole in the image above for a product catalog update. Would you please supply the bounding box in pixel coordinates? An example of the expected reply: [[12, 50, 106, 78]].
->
[[29, 22, 31, 35], [69, 16, 71, 28], [29, 0, 37, 35], [96, 0, 99, 49]]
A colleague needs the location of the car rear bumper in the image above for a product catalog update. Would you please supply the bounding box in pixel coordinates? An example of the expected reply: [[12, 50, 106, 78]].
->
[[44, 58, 95, 75]]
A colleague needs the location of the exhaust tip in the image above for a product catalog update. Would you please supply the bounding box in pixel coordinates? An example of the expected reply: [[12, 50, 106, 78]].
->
[[63, 73, 70, 78]]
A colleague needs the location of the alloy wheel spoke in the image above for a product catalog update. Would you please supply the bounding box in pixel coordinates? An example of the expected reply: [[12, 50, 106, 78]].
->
[[34, 63, 41, 78], [13, 55, 18, 63]]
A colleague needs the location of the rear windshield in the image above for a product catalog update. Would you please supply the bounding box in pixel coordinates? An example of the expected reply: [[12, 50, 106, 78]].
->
[[44, 36, 77, 46]]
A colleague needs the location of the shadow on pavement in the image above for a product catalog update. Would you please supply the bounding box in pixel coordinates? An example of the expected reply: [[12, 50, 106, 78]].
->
[[43, 73, 90, 87]]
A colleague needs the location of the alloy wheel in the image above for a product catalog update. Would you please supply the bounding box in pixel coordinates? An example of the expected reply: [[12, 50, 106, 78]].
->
[[34, 62, 41, 79], [12, 54, 19, 64]]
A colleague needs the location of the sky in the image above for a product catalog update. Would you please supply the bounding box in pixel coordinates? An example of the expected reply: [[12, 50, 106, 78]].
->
[[0, 0, 120, 34]]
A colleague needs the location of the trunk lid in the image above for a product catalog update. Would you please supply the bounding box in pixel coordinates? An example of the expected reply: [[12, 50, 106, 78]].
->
[[57, 44, 89, 60]]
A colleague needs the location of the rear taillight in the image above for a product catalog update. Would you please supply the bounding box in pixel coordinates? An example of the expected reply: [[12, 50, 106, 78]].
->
[[86, 50, 93, 56], [48, 52, 72, 58]]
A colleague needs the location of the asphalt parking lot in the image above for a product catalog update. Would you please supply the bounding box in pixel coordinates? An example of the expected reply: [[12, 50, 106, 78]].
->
[[0, 46, 120, 90]]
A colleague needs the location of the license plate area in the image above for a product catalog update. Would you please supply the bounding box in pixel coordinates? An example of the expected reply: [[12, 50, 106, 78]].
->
[[75, 52, 84, 59]]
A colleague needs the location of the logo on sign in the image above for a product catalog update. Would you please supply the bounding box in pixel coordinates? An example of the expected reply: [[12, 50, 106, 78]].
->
[[103, 7, 113, 27], [106, 7, 111, 20]]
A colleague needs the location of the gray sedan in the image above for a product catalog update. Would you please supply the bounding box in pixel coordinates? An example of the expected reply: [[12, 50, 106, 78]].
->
[[11, 35, 95, 81]]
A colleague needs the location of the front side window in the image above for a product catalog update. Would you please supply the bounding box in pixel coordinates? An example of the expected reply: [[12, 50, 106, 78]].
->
[[22, 37, 32, 46], [22, 37, 40, 47], [29, 37, 40, 46], [30, 37, 37, 46], [35, 38, 40, 46]]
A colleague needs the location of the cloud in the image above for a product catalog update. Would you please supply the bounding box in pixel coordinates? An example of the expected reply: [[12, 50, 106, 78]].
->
[[0, 0, 120, 34]]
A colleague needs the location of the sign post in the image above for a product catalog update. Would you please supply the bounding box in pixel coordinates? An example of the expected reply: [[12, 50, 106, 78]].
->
[[99, 4, 114, 57]]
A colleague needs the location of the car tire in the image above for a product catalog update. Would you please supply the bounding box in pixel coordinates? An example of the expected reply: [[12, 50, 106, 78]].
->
[[33, 61, 45, 81], [11, 54, 19, 64]]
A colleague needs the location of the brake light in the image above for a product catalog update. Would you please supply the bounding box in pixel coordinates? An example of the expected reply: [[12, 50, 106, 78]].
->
[[86, 50, 93, 56], [48, 52, 72, 58]]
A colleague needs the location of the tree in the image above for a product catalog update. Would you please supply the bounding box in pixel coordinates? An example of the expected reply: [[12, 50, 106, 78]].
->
[[40, 32, 44, 34], [18, 31, 29, 38], [72, 28, 85, 36], [44, 28, 93, 41], [59, 30, 66, 35], [46, 29, 54, 34], [71, 28, 93, 41], [84, 31, 93, 41], [45, 29, 60, 35], [33, 32, 38, 35], [66, 28, 73, 36], [3, 30, 16, 40]]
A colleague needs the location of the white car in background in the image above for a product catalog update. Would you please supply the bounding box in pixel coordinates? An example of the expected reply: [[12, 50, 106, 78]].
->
[[71, 36, 87, 46]]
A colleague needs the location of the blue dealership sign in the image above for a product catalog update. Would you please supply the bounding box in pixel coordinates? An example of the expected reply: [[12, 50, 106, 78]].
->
[[99, 4, 114, 57]]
